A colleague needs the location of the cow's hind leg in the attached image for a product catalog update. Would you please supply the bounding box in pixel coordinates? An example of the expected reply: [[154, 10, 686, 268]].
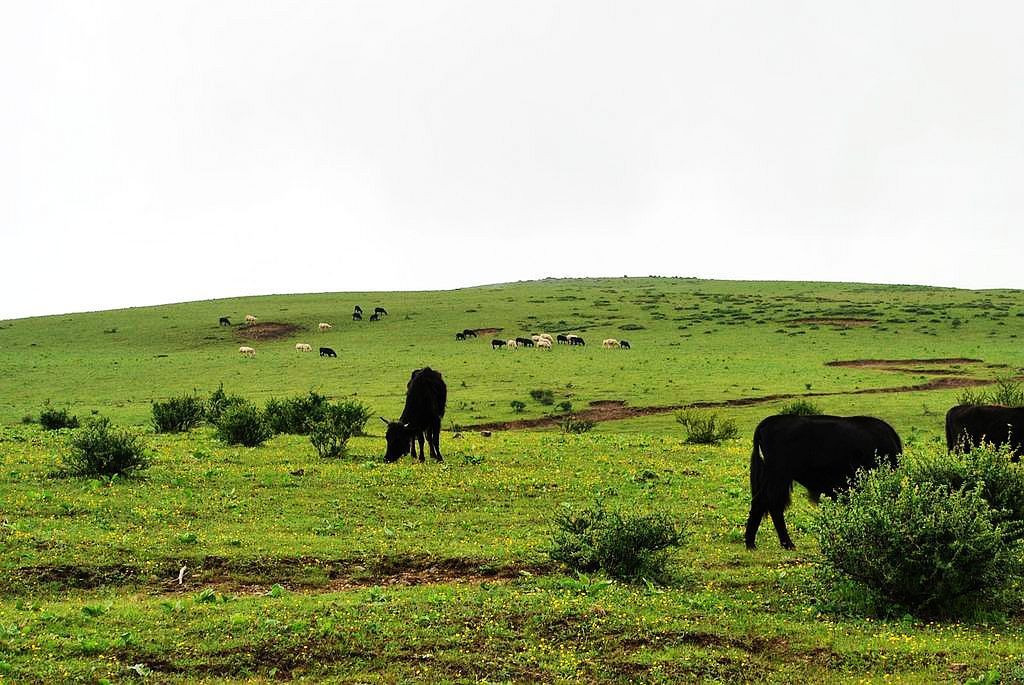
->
[[428, 418, 443, 461], [416, 433, 426, 463], [744, 503, 766, 550], [768, 507, 795, 550]]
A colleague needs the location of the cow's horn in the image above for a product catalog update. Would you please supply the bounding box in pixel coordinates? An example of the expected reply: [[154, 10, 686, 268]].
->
[[379, 416, 389, 425]]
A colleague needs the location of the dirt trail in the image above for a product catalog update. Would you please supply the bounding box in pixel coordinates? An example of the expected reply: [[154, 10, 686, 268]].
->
[[235, 322, 302, 340]]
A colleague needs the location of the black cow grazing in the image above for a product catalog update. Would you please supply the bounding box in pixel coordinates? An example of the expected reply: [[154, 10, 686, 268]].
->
[[619, 340, 631, 349], [455, 332, 466, 341], [354, 305, 362, 314], [369, 312, 380, 322], [319, 347, 337, 358], [946, 404, 1024, 461], [381, 367, 447, 463], [219, 317, 231, 326], [746, 414, 901, 550], [568, 335, 585, 346], [515, 337, 534, 348], [462, 329, 477, 338], [491, 339, 506, 349], [556, 334, 569, 344], [374, 307, 388, 317], [352, 311, 362, 321]]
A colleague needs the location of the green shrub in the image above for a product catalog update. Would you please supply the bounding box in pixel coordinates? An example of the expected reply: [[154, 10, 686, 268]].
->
[[675, 409, 738, 444], [309, 401, 371, 458], [510, 400, 526, 414], [529, 389, 555, 405], [816, 465, 1024, 617], [151, 394, 206, 433], [265, 390, 330, 435], [550, 499, 685, 583], [39, 405, 79, 430], [215, 401, 273, 447], [989, 379, 1024, 407], [63, 417, 150, 477], [21, 414, 36, 425], [556, 401, 573, 413], [779, 400, 823, 416], [559, 415, 595, 434], [206, 384, 245, 424]]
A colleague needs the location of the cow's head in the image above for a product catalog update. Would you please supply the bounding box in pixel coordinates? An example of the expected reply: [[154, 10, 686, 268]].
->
[[381, 417, 413, 462]]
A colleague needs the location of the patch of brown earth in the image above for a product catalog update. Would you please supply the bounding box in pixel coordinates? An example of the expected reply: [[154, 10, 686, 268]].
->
[[589, 399, 626, 407], [825, 357, 982, 368], [235, 322, 302, 340], [470, 327, 504, 336], [790, 317, 876, 327]]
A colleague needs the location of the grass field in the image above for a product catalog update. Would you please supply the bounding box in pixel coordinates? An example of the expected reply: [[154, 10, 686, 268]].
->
[[2, 277, 1023, 683]]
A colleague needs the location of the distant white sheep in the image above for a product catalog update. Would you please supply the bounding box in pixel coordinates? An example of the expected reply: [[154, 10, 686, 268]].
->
[[318, 322, 332, 332], [538, 333, 554, 344], [295, 343, 312, 352], [245, 315, 257, 325], [531, 334, 541, 343], [238, 346, 256, 357], [537, 338, 552, 350], [506, 339, 518, 349], [602, 338, 620, 348]]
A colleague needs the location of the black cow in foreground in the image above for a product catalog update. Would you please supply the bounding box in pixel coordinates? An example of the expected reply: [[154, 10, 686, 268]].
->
[[319, 347, 337, 358], [946, 404, 1024, 461], [515, 337, 534, 348], [374, 307, 388, 317], [382, 367, 447, 463], [491, 339, 506, 349], [746, 414, 902, 550], [219, 317, 231, 326]]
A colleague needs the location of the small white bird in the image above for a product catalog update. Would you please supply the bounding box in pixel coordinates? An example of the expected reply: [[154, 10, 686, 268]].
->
[[177, 565, 187, 585]]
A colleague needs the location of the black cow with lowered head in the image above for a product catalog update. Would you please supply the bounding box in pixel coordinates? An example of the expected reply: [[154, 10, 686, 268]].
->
[[352, 311, 362, 321], [568, 335, 585, 346], [354, 305, 362, 314], [455, 332, 466, 341], [319, 347, 337, 358], [462, 329, 477, 338], [946, 404, 1024, 461], [381, 367, 447, 463], [374, 307, 388, 317], [219, 317, 231, 326], [491, 339, 506, 349], [746, 414, 901, 550], [515, 337, 534, 348]]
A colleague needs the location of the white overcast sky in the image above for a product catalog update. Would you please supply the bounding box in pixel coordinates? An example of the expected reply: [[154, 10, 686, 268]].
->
[[2, 2, 1022, 319]]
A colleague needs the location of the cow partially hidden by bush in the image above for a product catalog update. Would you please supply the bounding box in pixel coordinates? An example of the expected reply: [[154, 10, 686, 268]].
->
[[946, 404, 1024, 461], [381, 367, 447, 463], [745, 414, 901, 550]]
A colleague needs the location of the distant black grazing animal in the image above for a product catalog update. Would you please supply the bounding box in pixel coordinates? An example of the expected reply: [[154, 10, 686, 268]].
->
[[491, 339, 506, 349], [219, 317, 231, 326], [374, 307, 388, 317], [382, 367, 447, 463], [462, 329, 477, 338], [556, 334, 569, 344], [515, 337, 534, 348], [946, 404, 1024, 461], [369, 312, 380, 322], [353, 305, 362, 314], [352, 311, 362, 321], [619, 340, 631, 349], [746, 414, 901, 550], [455, 332, 466, 341], [319, 347, 337, 358], [568, 335, 585, 346]]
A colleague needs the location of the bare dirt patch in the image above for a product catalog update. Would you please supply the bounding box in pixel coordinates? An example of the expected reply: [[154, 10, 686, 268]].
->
[[470, 327, 504, 336], [235, 322, 302, 341], [790, 317, 876, 327], [825, 357, 982, 369], [589, 399, 626, 407]]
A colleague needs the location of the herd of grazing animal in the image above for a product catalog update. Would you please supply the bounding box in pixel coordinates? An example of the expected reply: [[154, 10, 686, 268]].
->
[[484, 333, 626, 350], [223, 305, 387, 358]]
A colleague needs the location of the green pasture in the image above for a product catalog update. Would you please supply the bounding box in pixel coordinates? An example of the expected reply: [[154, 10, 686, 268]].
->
[[1, 277, 1023, 682]]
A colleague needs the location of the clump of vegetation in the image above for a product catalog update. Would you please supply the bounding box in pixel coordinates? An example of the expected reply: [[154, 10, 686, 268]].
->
[[206, 384, 245, 424], [265, 390, 330, 435], [62, 417, 149, 477], [215, 401, 273, 447], [510, 400, 526, 414], [559, 415, 595, 434], [21, 414, 36, 424], [957, 379, 1024, 407], [675, 409, 738, 444], [39, 405, 79, 430], [549, 498, 685, 584], [816, 462, 1024, 617], [151, 394, 206, 433], [779, 400, 823, 416], [556, 400, 573, 413], [309, 401, 371, 458], [529, 389, 555, 405]]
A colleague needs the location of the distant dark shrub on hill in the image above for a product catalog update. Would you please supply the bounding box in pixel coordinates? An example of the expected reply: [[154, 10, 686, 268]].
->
[[63, 417, 149, 477], [215, 401, 273, 447], [39, 405, 79, 430], [529, 389, 555, 405], [779, 400, 823, 416], [152, 394, 206, 433]]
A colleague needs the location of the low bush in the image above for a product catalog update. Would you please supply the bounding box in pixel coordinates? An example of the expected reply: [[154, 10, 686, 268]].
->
[[151, 394, 206, 433], [309, 401, 371, 458], [675, 409, 738, 444], [510, 400, 526, 414], [530, 389, 555, 405], [956, 379, 1024, 408], [265, 390, 330, 435], [779, 400, 823, 416], [215, 401, 273, 447], [549, 498, 685, 583], [39, 405, 79, 430], [63, 417, 149, 477], [556, 401, 573, 413], [816, 464, 1024, 617], [206, 384, 246, 424], [559, 415, 595, 434]]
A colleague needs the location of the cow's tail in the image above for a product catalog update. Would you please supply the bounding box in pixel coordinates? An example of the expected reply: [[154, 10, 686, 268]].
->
[[749, 423, 768, 511]]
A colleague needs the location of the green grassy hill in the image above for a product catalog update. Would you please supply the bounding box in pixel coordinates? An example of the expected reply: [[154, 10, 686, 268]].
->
[[2, 277, 1023, 682]]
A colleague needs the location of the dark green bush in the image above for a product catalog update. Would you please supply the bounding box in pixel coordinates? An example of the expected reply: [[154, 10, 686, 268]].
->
[[556, 401, 573, 413], [39, 405, 79, 430], [510, 400, 526, 414], [206, 384, 246, 424], [265, 390, 330, 435], [215, 401, 273, 447], [21, 415, 36, 425], [530, 389, 555, 405], [63, 417, 149, 477], [550, 499, 685, 583], [559, 415, 595, 434], [956, 379, 1024, 408], [151, 394, 206, 433], [308, 401, 372, 458], [675, 409, 738, 444], [816, 465, 1024, 617], [779, 400, 823, 416]]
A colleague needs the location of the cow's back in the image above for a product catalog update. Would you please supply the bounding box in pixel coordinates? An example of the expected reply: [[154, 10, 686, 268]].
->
[[946, 404, 1024, 452], [401, 368, 447, 426]]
